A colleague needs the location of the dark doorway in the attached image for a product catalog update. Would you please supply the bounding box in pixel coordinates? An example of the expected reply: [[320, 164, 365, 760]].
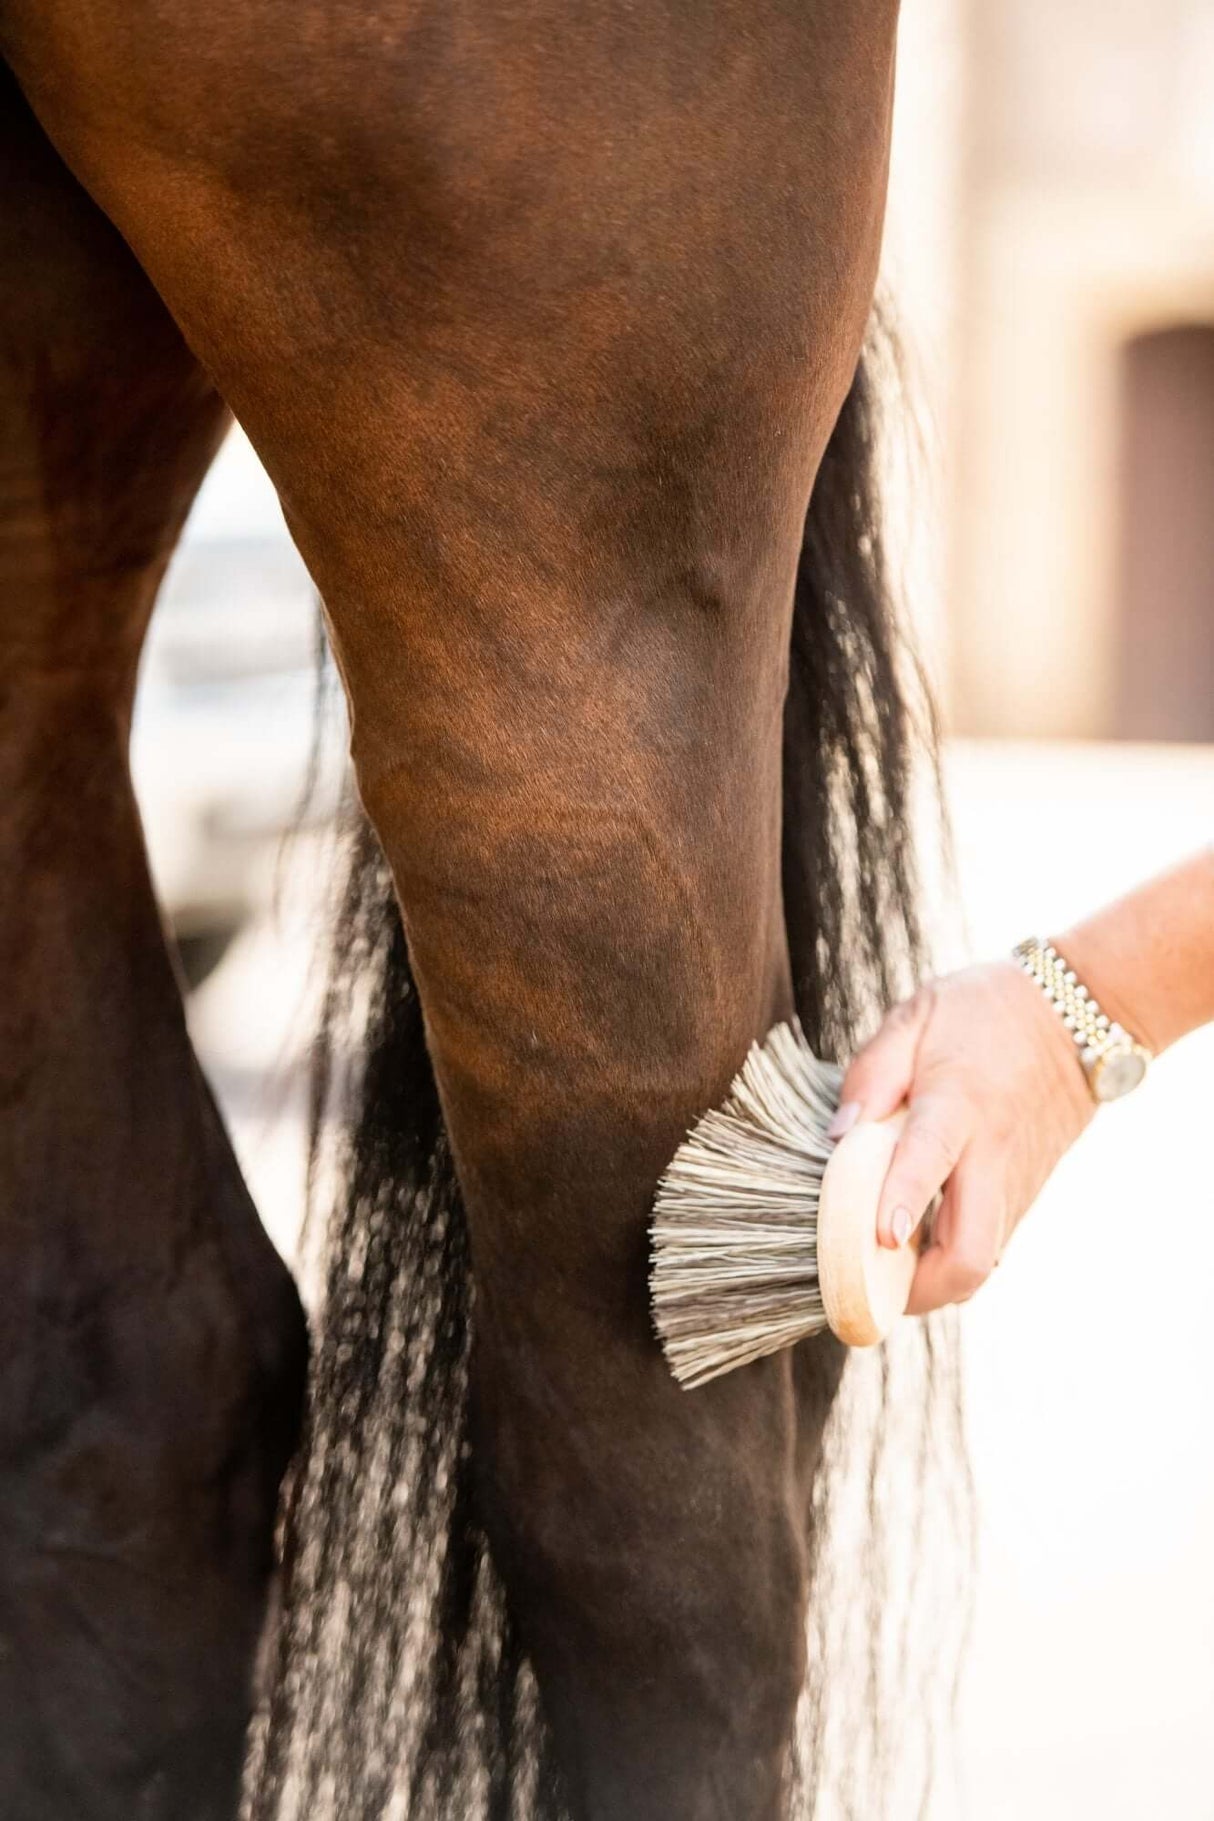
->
[[1113, 324, 1214, 741]]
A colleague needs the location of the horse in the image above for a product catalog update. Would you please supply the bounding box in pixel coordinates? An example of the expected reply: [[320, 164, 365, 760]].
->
[[0, 5, 964, 1817]]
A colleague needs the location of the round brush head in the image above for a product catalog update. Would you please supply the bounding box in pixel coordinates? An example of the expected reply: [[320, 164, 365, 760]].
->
[[649, 1020, 916, 1389]]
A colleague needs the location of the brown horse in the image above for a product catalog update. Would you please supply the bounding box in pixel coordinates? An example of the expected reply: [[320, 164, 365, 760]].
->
[[0, 5, 959, 1818]]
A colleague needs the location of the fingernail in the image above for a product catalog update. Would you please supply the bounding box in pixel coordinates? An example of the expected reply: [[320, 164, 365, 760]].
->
[[827, 1101, 861, 1140], [891, 1206, 913, 1248]]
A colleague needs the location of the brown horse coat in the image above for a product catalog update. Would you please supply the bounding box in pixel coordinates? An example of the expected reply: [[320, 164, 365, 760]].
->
[[0, 6, 913, 1817]]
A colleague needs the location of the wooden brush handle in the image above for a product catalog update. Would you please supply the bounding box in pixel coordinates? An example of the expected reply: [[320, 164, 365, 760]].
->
[[817, 1112, 919, 1347]]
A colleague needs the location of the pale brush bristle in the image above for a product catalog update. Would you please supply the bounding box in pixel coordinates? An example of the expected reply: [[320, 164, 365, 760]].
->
[[650, 1021, 844, 1390]]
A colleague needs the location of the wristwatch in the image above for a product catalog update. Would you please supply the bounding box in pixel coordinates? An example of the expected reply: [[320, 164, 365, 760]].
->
[[1013, 937, 1153, 1103]]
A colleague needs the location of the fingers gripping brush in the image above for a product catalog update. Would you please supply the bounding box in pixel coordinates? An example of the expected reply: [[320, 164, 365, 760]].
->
[[650, 1020, 920, 1389]]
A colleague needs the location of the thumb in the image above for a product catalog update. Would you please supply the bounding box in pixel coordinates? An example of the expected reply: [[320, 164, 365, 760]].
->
[[829, 989, 933, 1138]]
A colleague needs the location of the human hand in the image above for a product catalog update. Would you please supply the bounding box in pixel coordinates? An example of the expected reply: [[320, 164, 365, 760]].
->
[[829, 962, 1096, 1313]]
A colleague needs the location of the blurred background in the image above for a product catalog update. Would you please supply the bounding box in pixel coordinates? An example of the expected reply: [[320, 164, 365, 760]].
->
[[136, 4, 1213, 1815], [884, 6, 1214, 1816]]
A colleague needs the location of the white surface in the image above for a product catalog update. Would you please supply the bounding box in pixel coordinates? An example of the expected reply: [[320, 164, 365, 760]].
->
[[944, 741, 1214, 1820]]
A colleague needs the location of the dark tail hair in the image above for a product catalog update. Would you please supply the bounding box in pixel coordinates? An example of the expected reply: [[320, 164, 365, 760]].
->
[[242, 319, 970, 1821], [784, 319, 938, 1053]]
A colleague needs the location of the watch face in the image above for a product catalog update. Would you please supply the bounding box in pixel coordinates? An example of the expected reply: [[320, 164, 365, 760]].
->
[[1091, 1048, 1148, 1102]]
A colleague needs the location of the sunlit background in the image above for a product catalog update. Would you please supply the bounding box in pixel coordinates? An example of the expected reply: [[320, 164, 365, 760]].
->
[[137, 5, 1213, 1815], [886, 6, 1214, 1816]]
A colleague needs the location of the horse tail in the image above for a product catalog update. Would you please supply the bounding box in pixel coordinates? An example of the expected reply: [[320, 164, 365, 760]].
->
[[784, 319, 972, 1817], [784, 314, 936, 1054], [241, 812, 567, 1819], [243, 317, 969, 1821]]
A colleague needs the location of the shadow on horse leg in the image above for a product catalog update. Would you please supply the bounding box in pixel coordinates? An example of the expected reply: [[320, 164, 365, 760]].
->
[[0, 68, 308, 1819]]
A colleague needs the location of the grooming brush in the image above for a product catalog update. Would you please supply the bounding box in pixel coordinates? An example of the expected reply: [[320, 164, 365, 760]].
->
[[650, 1020, 920, 1389]]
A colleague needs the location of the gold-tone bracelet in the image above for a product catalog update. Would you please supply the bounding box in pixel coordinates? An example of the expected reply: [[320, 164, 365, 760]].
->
[[1013, 937, 1152, 1103]]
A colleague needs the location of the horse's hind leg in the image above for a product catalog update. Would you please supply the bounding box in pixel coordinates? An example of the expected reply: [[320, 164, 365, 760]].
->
[[0, 67, 307, 1820], [0, 5, 900, 1811]]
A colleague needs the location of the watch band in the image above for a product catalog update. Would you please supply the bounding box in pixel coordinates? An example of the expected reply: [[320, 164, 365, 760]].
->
[[1012, 937, 1152, 1102]]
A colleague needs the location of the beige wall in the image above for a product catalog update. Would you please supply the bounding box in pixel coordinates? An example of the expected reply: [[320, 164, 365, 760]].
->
[[943, 1, 1214, 736], [881, 0, 964, 691]]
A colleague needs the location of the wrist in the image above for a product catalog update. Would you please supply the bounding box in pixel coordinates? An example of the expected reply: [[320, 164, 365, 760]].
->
[[1014, 936, 1153, 1104], [1048, 927, 1162, 1058], [1049, 850, 1214, 1057], [1003, 959, 1098, 1120]]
